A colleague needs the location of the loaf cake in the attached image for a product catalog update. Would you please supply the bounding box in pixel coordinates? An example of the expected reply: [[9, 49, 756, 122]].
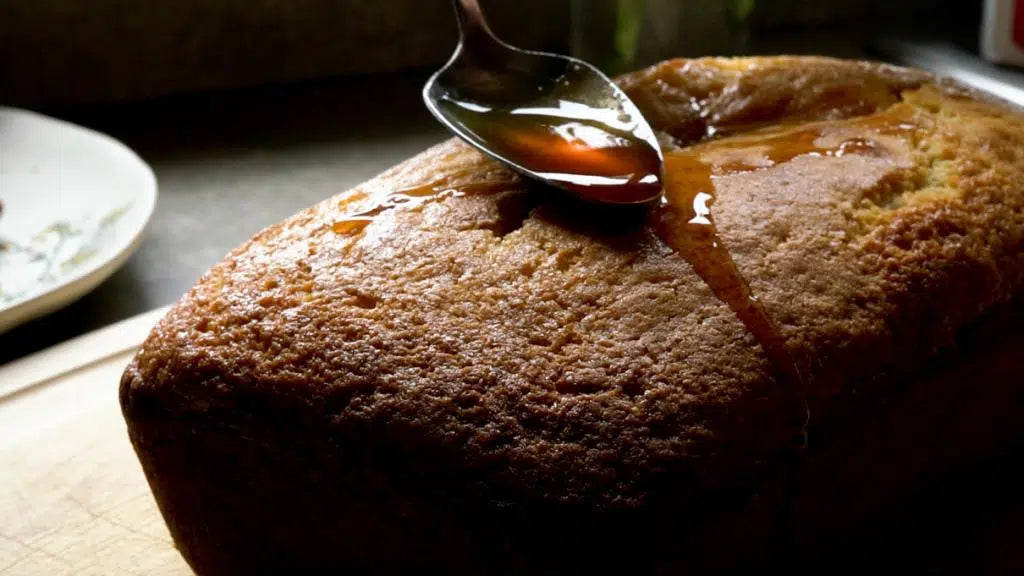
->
[[120, 56, 1024, 574]]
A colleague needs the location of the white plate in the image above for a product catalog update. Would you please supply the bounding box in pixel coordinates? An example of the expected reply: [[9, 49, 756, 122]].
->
[[0, 106, 157, 335]]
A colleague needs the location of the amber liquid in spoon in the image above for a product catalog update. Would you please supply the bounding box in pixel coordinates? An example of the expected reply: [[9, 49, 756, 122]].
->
[[434, 63, 663, 205]]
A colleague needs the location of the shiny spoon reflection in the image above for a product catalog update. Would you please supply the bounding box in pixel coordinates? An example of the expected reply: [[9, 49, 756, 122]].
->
[[423, 0, 664, 205]]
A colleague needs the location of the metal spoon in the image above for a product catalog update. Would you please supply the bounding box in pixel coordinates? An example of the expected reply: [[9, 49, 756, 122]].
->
[[423, 0, 664, 205]]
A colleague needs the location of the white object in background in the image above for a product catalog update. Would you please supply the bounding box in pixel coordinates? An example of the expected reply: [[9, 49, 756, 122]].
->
[[874, 38, 1024, 108], [0, 106, 157, 335], [982, 0, 1024, 67]]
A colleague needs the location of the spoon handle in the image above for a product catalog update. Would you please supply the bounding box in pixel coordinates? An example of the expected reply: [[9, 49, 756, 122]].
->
[[452, 0, 501, 56]]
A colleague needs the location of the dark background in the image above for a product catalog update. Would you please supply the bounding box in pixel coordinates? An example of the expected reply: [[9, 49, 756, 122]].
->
[[0, 0, 982, 107]]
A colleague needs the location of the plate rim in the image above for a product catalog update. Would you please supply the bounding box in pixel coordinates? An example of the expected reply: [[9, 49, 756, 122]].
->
[[0, 105, 159, 335]]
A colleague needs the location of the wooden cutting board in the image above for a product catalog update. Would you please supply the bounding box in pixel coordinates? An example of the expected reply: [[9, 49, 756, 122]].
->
[[0, 307, 192, 576]]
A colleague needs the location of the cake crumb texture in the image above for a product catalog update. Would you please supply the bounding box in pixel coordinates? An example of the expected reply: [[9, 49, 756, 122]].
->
[[120, 56, 1024, 574]]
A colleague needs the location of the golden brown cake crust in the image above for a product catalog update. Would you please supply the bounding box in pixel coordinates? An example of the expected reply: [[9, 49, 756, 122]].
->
[[121, 56, 1024, 573]]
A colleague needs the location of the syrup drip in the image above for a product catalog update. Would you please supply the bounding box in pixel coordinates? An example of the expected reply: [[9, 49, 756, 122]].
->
[[653, 153, 805, 402], [330, 180, 517, 236], [329, 110, 919, 435], [654, 115, 918, 431]]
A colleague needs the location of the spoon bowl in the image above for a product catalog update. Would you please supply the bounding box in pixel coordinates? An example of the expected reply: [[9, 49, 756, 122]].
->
[[423, 0, 664, 205]]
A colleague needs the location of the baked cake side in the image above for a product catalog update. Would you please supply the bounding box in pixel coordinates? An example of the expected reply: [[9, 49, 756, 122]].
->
[[121, 56, 1024, 574]]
